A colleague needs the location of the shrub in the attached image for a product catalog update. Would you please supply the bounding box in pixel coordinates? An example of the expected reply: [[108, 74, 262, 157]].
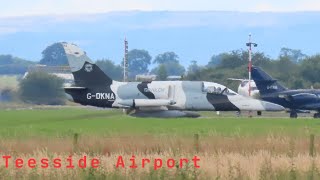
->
[[19, 71, 65, 105]]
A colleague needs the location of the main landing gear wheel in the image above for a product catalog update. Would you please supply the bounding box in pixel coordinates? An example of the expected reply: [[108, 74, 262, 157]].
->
[[313, 113, 320, 118], [123, 108, 135, 115], [290, 112, 298, 118], [257, 111, 262, 116]]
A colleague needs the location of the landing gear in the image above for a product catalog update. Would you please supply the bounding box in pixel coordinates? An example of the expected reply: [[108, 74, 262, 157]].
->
[[290, 111, 298, 118], [235, 111, 241, 117], [257, 111, 262, 116], [313, 113, 320, 118], [248, 111, 253, 118], [123, 108, 135, 115]]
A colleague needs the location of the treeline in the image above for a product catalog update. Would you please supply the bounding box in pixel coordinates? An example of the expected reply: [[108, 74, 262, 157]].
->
[[36, 43, 186, 81], [94, 47, 320, 91], [0, 55, 34, 74], [95, 51, 186, 81], [2, 43, 320, 92], [187, 48, 320, 90]]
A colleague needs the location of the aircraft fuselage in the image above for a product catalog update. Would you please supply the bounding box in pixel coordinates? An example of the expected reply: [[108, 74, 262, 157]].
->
[[65, 80, 284, 112]]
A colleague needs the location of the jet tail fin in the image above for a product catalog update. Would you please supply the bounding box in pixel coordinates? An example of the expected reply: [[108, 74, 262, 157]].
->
[[60, 42, 114, 87], [251, 66, 286, 95]]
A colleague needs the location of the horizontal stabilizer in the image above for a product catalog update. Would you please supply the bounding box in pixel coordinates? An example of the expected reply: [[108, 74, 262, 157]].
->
[[64, 87, 87, 90], [227, 78, 246, 81]]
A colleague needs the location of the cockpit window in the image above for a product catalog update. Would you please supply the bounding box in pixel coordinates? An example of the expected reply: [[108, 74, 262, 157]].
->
[[203, 86, 236, 95], [240, 81, 248, 87], [221, 88, 237, 95], [217, 87, 222, 92], [204, 86, 216, 93]]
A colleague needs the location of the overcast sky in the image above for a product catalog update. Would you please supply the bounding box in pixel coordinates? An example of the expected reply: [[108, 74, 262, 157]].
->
[[2, 0, 320, 17]]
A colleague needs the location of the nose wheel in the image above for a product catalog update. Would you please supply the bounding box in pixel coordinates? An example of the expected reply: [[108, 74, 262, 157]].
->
[[290, 111, 298, 118]]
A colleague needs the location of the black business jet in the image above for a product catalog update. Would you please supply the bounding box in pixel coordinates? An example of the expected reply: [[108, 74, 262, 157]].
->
[[252, 66, 320, 118]]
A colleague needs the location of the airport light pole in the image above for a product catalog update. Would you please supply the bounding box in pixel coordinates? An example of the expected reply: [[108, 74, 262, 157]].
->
[[123, 37, 129, 82], [246, 34, 258, 96], [123, 37, 130, 115]]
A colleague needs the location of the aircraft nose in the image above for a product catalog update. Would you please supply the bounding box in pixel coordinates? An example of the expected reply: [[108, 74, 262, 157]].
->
[[261, 101, 285, 111]]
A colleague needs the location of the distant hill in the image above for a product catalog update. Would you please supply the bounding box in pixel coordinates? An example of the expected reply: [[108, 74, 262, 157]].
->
[[0, 11, 320, 66], [0, 55, 35, 74]]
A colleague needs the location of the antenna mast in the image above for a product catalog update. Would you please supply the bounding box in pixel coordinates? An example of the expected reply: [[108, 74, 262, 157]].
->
[[246, 34, 258, 96], [123, 37, 129, 82]]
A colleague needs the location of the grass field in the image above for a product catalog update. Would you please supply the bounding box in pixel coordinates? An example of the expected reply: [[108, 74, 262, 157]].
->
[[1, 107, 320, 179], [0, 107, 319, 138]]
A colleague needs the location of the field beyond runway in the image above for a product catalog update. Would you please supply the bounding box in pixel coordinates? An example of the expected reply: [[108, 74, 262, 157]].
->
[[1, 107, 320, 179]]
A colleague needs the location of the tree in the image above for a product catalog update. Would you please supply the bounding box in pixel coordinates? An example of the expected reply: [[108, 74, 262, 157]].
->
[[0, 55, 14, 65], [279, 48, 307, 64], [0, 87, 15, 102], [153, 52, 179, 64], [188, 60, 201, 74], [217, 50, 247, 69], [127, 49, 152, 77], [151, 62, 185, 76], [165, 61, 185, 76], [96, 59, 122, 81], [152, 52, 185, 76], [251, 52, 272, 67], [40, 43, 68, 66], [301, 55, 320, 84], [19, 71, 65, 105], [187, 60, 203, 80], [207, 54, 223, 67], [208, 50, 272, 70], [157, 64, 167, 80], [0, 55, 34, 74], [290, 78, 305, 89]]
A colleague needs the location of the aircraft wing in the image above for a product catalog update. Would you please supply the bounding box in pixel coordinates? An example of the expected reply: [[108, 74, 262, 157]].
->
[[227, 78, 246, 81], [118, 99, 176, 108], [131, 110, 200, 118], [290, 93, 318, 99], [279, 93, 317, 102], [118, 99, 199, 117], [278, 93, 320, 110], [300, 103, 320, 110]]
